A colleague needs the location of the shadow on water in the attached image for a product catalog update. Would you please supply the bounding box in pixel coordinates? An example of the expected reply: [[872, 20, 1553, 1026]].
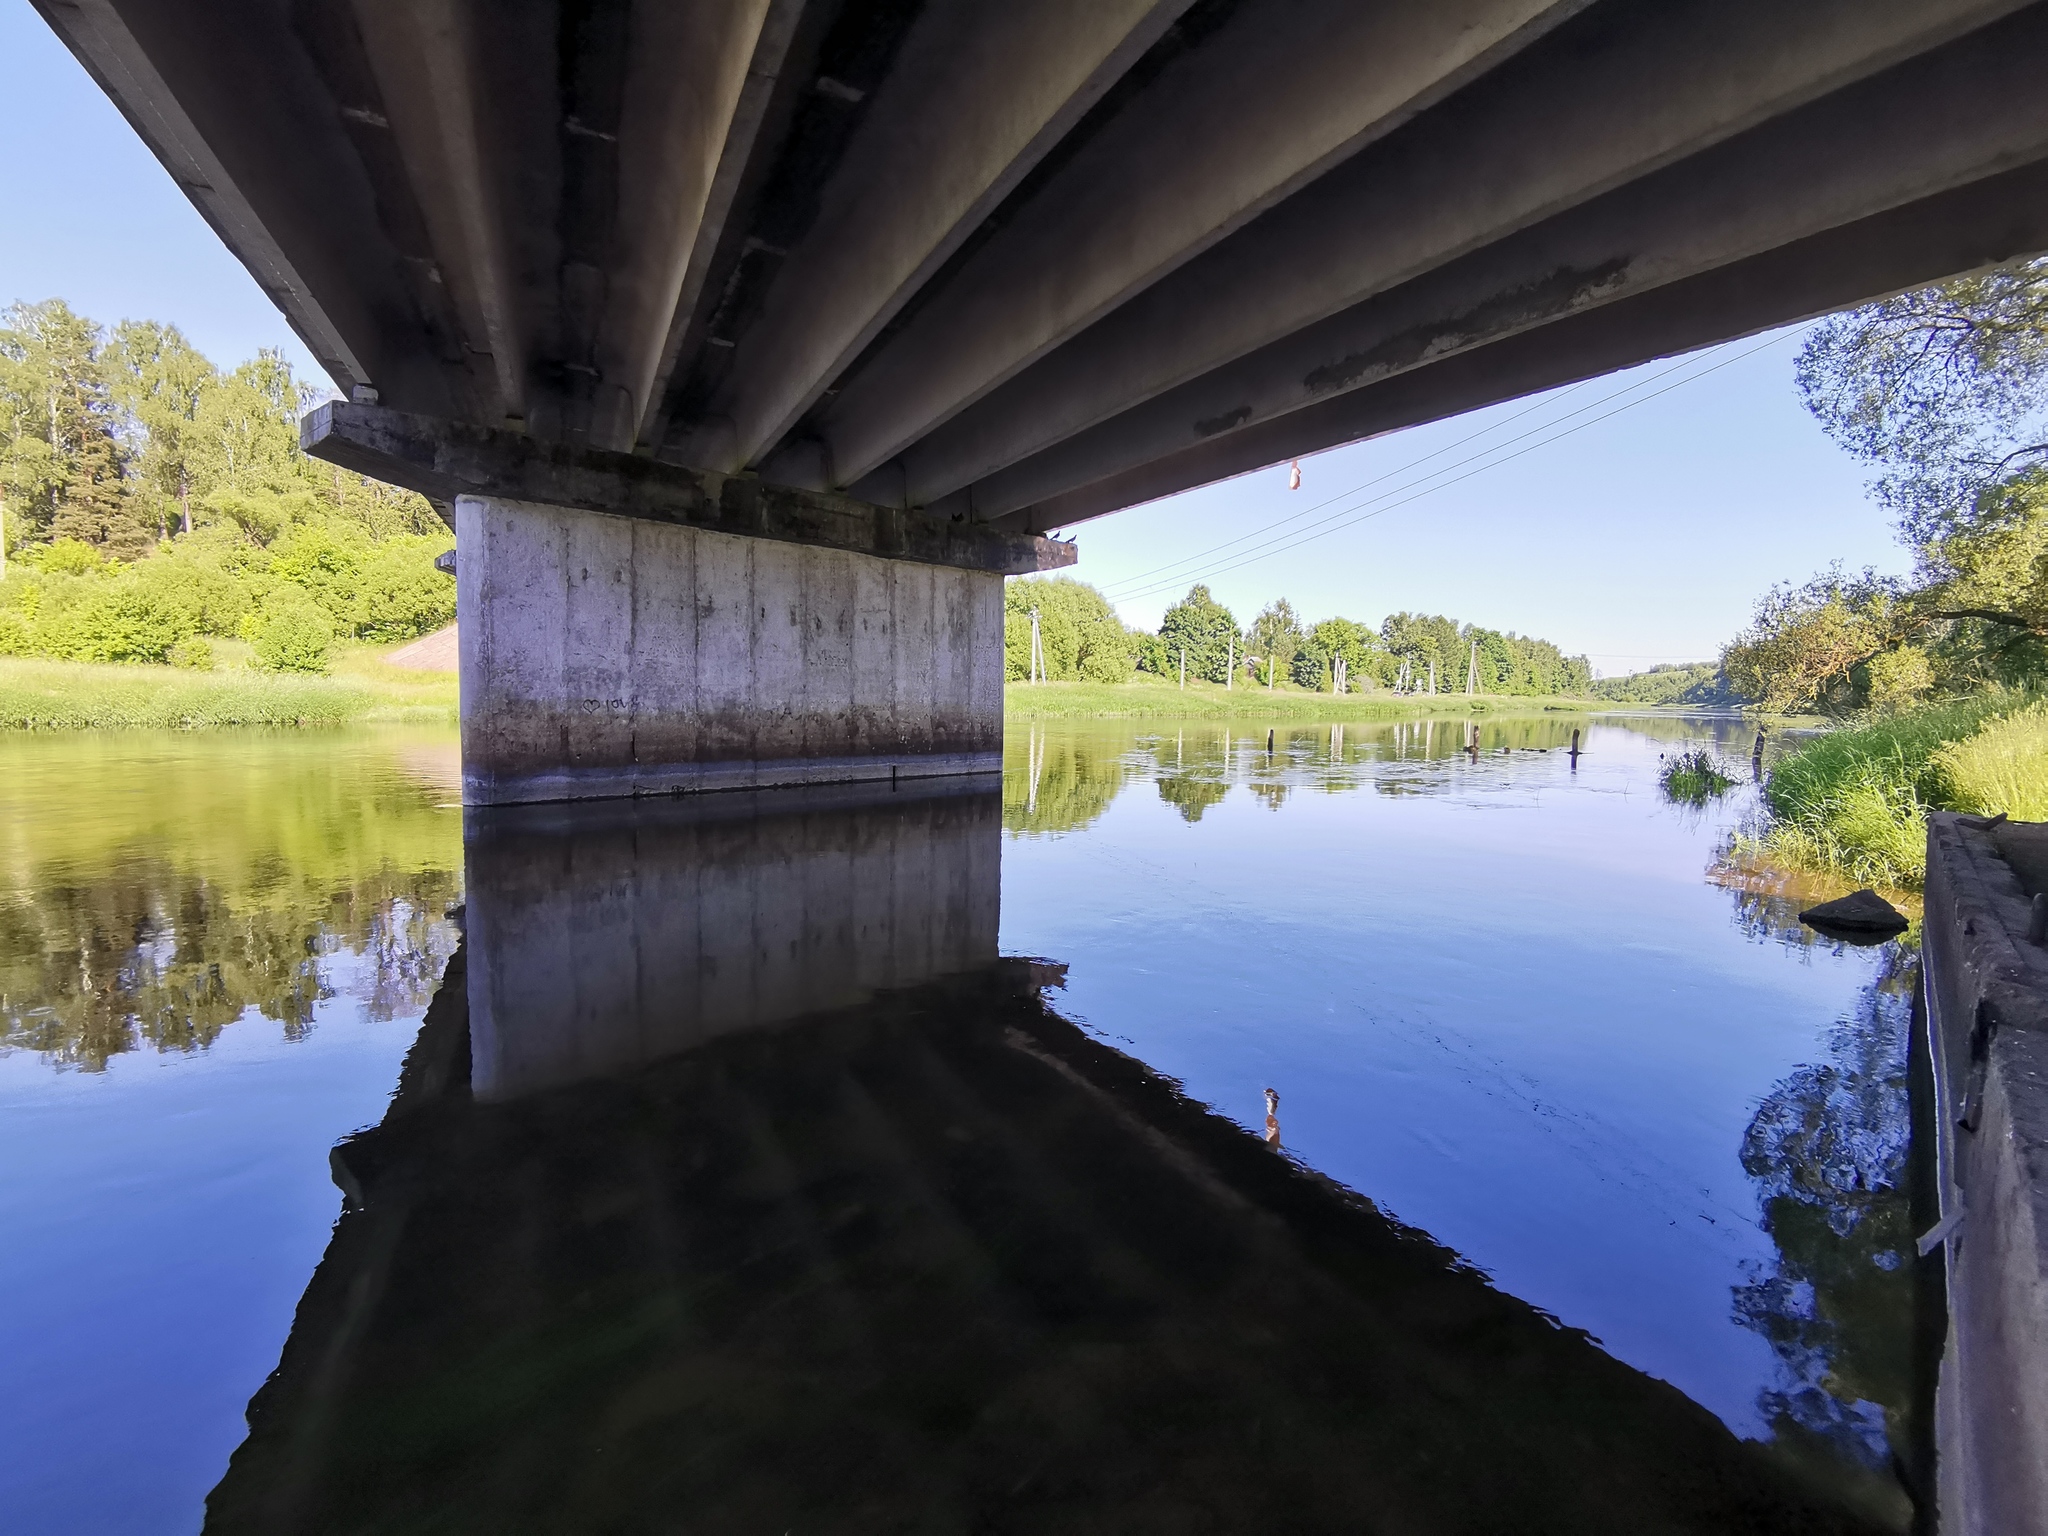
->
[[205, 777, 1900, 1534]]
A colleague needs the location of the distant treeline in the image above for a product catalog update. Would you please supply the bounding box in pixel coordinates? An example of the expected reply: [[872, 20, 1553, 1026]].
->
[[1006, 578, 1593, 695], [0, 300, 452, 672], [1589, 662, 1748, 706]]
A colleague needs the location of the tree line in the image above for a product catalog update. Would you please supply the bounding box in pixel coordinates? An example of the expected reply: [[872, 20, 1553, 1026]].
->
[[1005, 574, 1592, 695], [1719, 256, 2048, 714], [0, 300, 452, 672]]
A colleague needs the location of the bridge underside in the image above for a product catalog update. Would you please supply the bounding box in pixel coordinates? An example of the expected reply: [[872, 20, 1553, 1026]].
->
[[36, 0, 2048, 795]]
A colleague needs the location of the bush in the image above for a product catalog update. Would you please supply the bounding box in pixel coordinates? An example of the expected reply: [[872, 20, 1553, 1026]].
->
[[252, 590, 333, 673], [166, 637, 215, 671], [51, 575, 197, 663], [29, 539, 107, 577], [353, 537, 456, 641]]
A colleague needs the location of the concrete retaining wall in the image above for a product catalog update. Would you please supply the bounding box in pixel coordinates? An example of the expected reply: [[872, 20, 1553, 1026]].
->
[[456, 494, 1004, 804], [1919, 812, 2048, 1536]]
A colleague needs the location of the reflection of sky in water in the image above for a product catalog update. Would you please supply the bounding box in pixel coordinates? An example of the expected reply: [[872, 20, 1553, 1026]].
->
[[0, 714, 1914, 1531], [999, 715, 1905, 1438], [0, 727, 462, 1535]]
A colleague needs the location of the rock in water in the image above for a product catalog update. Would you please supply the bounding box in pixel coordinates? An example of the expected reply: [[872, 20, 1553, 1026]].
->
[[1798, 888, 1908, 935]]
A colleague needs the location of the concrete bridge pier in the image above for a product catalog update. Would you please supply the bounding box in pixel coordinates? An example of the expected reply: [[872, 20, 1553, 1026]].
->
[[303, 403, 1072, 805], [457, 495, 1005, 805]]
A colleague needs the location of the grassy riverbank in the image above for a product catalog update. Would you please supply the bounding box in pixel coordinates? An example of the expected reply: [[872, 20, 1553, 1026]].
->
[[1754, 693, 2048, 886], [1005, 677, 1595, 719], [0, 645, 455, 730]]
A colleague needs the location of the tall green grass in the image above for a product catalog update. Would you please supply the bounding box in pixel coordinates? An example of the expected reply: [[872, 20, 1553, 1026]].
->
[[1660, 748, 1737, 805], [1929, 703, 2048, 820], [1759, 693, 2036, 886], [1004, 677, 1591, 719], [0, 657, 380, 729]]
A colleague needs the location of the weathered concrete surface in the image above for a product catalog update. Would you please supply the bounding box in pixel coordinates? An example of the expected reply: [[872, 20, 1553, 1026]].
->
[[457, 494, 1003, 805], [305, 402, 1074, 578], [462, 780, 999, 1100], [40, 1, 2048, 535], [1918, 813, 2048, 1536]]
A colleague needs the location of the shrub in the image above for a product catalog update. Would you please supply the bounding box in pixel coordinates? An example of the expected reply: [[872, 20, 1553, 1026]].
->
[[252, 589, 334, 673], [51, 575, 197, 663], [29, 539, 107, 577], [166, 637, 215, 671], [0, 611, 30, 656], [352, 536, 455, 641]]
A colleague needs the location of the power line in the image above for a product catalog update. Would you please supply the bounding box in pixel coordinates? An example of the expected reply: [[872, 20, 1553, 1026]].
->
[[1106, 329, 1800, 607], [1096, 371, 1614, 597], [1106, 330, 1794, 603]]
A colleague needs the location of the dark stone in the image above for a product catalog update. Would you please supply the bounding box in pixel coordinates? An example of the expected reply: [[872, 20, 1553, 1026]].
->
[[1798, 888, 1908, 936]]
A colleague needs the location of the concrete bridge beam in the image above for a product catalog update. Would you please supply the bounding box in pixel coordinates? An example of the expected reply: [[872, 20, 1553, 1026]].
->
[[954, 16, 2048, 523], [855, 0, 2030, 510]]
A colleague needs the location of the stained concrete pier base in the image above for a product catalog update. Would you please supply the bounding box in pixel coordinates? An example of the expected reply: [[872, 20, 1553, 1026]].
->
[[456, 494, 1004, 805]]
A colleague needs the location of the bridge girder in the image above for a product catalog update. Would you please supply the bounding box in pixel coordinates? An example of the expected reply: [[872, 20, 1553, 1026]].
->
[[35, 0, 2048, 531]]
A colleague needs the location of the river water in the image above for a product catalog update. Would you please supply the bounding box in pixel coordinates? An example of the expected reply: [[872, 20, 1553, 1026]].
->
[[0, 714, 1921, 1533]]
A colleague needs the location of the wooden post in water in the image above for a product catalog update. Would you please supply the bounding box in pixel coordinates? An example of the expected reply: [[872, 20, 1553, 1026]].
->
[[1267, 727, 1275, 755], [1569, 727, 1581, 768], [1752, 729, 1766, 783]]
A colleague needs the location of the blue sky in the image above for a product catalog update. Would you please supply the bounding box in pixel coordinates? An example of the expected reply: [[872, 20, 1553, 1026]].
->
[[3, 1, 1910, 673]]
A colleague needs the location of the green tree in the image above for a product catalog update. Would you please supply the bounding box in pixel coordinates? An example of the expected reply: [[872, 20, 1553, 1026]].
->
[[1004, 577, 1134, 682], [1721, 568, 1910, 715], [1293, 616, 1376, 691], [1158, 584, 1240, 683], [1797, 255, 2048, 545], [108, 320, 215, 537], [1245, 599, 1304, 686], [1380, 612, 1461, 692]]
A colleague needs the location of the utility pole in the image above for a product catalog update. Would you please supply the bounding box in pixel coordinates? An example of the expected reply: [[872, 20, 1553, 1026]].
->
[[1179, 646, 1186, 690], [1465, 640, 1477, 696], [1226, 634, 1233, 690], [1428, 660, 1437, 695], [1028, 606, 1044, 684]]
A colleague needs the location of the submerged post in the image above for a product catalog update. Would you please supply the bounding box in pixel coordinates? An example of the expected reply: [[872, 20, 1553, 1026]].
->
[[1569, 727, 1581, 767]]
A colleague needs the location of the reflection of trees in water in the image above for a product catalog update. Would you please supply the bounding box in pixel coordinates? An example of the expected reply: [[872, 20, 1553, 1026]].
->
[[1157, 773, 1229, 823], [0, 735, 463, 1071], [1001, 727, 1134, 836], [1, 868, 460, 1070], [1734, 947, 1916, 1482], [999, 712, 1761, 827]]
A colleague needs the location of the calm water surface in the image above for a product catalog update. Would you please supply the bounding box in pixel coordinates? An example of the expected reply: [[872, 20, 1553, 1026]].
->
[[0, 714, 1919, 1532]]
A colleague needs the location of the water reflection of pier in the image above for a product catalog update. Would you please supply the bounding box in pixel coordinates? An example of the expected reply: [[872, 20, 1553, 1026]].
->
[[207, 780, 1889, 1534]]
